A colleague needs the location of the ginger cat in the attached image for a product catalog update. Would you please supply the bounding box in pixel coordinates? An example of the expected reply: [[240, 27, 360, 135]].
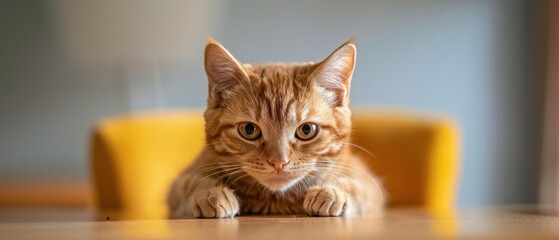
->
[[168, 38, 384, 218]]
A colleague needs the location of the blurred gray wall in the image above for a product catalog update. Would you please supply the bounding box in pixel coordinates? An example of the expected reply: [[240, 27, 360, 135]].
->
[[0, 0, 543, 206]]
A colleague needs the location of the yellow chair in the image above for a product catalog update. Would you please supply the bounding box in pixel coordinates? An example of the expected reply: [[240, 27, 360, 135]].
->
[[91, 109, 460, 219]]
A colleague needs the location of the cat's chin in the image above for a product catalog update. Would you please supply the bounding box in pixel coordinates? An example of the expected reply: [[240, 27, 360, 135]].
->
[[259, 175, 304, 192]]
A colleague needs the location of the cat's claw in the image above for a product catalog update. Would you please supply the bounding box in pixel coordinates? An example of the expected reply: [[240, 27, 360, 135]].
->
[[191, 187, 240, 218], [304, 186, 351, 217]]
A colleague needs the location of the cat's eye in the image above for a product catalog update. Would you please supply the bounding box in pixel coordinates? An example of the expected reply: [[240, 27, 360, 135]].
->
[[295, 123, 318, 141], [238, 122, 262, 140]]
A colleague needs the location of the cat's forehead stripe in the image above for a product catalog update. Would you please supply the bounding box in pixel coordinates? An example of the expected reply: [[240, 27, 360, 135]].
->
[[244, 64, 311, 124]]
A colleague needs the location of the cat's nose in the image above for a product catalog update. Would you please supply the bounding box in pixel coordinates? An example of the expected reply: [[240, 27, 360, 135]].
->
[[268, 158, 289, 172]]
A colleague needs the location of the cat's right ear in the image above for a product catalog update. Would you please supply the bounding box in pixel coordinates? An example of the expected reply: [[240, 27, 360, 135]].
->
[[204, 38, 249, 102], [309, 38, 356, 107]]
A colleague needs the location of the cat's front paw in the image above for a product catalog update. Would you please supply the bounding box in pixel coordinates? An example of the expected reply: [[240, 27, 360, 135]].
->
[[191, 187, 240, 218], [304, 186, 351, 217]]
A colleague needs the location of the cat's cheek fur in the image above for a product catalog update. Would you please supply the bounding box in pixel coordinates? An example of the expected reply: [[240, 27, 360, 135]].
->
[[304, 186, 352, 217], [188, 187, 240, 218]]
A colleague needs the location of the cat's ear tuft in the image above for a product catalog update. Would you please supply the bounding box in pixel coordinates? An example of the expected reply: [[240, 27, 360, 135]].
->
[[310, 38, 356, 107], [204, 39, 249, 102]]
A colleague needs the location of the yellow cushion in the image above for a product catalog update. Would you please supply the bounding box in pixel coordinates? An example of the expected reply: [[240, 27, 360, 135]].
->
[[91, 109, 460, 219], [351, 110, 460, 211]]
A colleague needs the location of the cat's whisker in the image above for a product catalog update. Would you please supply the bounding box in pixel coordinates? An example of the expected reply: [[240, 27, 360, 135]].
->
[[186, 163, 242, 174], [185, 167, 242, 182], [339, 142, 377, 158], [313, 163, 384, 203], [245, 178, 259, 199], [210, 168, 246, 186], [311, 169, 366, 196], [314, 162, 374, 181], [223, 171, 251, 188], [186, 167, 239, 176], [316, 161, 381, 182], [189, 166, 244, 190], [313, 163, 374, 181]]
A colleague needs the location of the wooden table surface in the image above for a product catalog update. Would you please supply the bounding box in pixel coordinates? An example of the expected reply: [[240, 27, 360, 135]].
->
[[1, 206, 558, 239]]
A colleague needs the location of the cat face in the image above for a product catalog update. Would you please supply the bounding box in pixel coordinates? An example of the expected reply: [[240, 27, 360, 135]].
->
[[203, 39, 356, 192]]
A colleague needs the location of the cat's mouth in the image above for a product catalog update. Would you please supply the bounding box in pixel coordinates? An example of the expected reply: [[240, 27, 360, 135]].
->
[[258, 173, 304, 192], [267, 174, 290, 182]]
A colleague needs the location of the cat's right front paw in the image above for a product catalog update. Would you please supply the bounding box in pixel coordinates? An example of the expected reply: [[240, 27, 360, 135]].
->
[[191, 187, 240, 218]]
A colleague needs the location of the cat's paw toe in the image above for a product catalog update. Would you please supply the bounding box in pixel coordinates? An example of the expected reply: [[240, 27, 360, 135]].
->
[[192, 187, 239, 218], [304, 186, 351, 217]]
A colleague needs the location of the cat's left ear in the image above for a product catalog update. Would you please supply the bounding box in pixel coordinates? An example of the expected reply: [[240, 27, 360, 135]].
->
[[204, 38, 250, 104], [310, 38, 356, 107]]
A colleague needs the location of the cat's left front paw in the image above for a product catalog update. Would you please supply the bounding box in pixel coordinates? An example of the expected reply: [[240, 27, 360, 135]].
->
[[304, 186, 351, 217]]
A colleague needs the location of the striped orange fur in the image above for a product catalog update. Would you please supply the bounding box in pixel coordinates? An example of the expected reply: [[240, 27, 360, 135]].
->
[[167, 38, 384, 218]]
